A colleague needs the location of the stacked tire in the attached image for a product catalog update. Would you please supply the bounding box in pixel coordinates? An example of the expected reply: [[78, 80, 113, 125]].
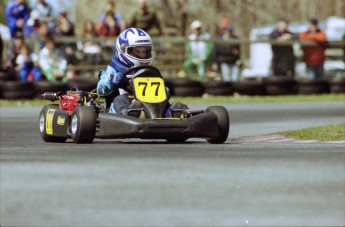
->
[[202, 80, 233, 96], [67, 77, 98, 92], [33, 81, 69, 98], [232, 80, 266, 96], [262, 77, 296, 95], [296, 79, 329, 94], [166, 78, 204, 97], [0, 81, 36, 99], [328, 77, 345, 94]]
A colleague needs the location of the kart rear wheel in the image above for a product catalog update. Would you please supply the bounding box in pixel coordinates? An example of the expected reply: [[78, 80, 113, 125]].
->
[[39, 105, 67, 143], [206, 106, 229, 144], [71, 106, 96, 144]]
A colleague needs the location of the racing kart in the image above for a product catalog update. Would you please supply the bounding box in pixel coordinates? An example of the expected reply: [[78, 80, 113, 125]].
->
[[39, 65, 230, 144]]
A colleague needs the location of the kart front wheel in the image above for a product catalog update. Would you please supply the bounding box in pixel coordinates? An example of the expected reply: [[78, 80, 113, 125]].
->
[[71, 106, 96, 144], [206, 106, 230, 144], [39, 105, 67, 143]]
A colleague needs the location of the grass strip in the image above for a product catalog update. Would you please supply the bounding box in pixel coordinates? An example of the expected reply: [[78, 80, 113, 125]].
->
[[280, 124, 345, 141]]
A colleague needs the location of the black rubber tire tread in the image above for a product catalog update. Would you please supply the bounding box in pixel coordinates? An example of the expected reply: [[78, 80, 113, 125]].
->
[[296, 79, 329, 94], [34, 81, 69, 97], [71, 106, 96, 144], [67, 78, 98, 92], [39, 105, 67, 143], [168, 78, 202, 87], [204, 86, 233, 96], [1, 81, 34, 91], [173, 85, 204, 97], [2, 89, 36, 99], [262, 77, 295, 85], [329, 78, 345, 94], [202, 80, 231, 89], [232, 81, 266, 96], [206, 106, 230, 144]]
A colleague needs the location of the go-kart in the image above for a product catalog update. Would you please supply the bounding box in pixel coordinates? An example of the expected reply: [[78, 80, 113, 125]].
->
[[39, 65, 230, 144]]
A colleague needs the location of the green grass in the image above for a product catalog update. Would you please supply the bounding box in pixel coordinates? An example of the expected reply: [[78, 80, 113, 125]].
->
[[281, 124, 345, 141], [0, 94, 344, 107]]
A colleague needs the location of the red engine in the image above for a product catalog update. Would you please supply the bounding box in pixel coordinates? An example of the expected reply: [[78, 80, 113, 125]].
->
[[42, 91, 81, 113], [59, 92, 80, 113]]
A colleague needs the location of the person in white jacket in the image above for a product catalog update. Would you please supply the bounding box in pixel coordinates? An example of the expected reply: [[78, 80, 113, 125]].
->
[[38, 36, 68, 82]]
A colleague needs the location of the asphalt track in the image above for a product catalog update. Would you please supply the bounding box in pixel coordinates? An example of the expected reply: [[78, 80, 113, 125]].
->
[[1, 101, 344, 226]]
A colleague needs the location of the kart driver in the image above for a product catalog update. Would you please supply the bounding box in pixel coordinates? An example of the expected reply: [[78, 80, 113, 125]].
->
[[96, 28, 184, 115]]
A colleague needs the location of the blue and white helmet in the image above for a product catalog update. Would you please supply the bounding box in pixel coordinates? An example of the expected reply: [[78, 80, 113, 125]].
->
[[115, 28, 153, 67]]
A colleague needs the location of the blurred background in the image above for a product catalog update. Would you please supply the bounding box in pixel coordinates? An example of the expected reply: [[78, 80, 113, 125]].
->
[[1, 0, 345, 99]]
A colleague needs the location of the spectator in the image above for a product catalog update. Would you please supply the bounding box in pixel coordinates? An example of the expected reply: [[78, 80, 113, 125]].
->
[[269, 18, 296, 77], [300, 18, 327, 79], [55, 10, 75, 36], [183, 20, 213, 81], [343, 34, 345, 64], [79, 20, 103, 65], [96, 12, 121, 37], [213, 25, 241, 81], [3, 33, 25, 77], [38, 37, 68, 82], [0, 34, 3, 70], [32, 0, 54, 30], [129, 0, 163, 36], [99, 0, 125, 30], [16, 44, 42, 82], [6, 0, 30, 38], [97, 12, 121, 60], [23, 10, 41, 38], [37, 22, 53, 48], [55, 10, 78, 65]]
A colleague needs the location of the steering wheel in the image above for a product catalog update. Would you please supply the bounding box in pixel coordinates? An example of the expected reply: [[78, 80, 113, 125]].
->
[[122, 65, 161, 77]]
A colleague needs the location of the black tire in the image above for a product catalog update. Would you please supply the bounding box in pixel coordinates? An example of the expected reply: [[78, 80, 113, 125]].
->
[[2, 89, 36, 99], [168, 78, 202, 87], [34, 81, 69, 98], [67, 77, 98, 92], [296, 79, 329, 94], [329, 78, 345, 94], [1, 81, 35, 99], [203, 80, 233, 96], [262, 77, 296, 95], [232, 81, 266, 96], [173, 85, 204, 97], [39, 105, 67, 143], [206, 106, 230, 144], [70, 106, 96, 143]]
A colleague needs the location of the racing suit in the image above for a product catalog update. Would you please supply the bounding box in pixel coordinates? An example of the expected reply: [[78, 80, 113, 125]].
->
[[97, 56, 132, 114]]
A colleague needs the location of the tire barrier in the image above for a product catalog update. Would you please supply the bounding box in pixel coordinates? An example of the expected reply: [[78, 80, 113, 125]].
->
[[202, 81, 233, 96], [0, 77, 344, 100], [166, 78, 204, 97], [0, 81, 36, 99], [296, 79, 330, 94], [262, 77, 296, 96], [328, 77, 345, 94], [33, 81, 70, 98], [232, 81, 266, 96], [67, 77, 98, 92]]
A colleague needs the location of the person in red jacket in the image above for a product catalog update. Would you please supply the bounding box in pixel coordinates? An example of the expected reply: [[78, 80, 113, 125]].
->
[[300, 18, 327, 79]]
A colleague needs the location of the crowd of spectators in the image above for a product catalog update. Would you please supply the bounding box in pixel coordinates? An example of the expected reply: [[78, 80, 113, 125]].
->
[[1, 0, 336, 84]]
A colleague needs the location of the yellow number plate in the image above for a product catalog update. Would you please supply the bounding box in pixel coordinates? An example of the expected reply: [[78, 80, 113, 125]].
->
[[46, 109, 56, 135], [133, 77, 167, 103]]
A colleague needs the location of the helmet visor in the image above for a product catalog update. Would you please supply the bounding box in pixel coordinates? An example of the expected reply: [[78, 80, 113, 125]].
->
[[127, 46, 152, 59]]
